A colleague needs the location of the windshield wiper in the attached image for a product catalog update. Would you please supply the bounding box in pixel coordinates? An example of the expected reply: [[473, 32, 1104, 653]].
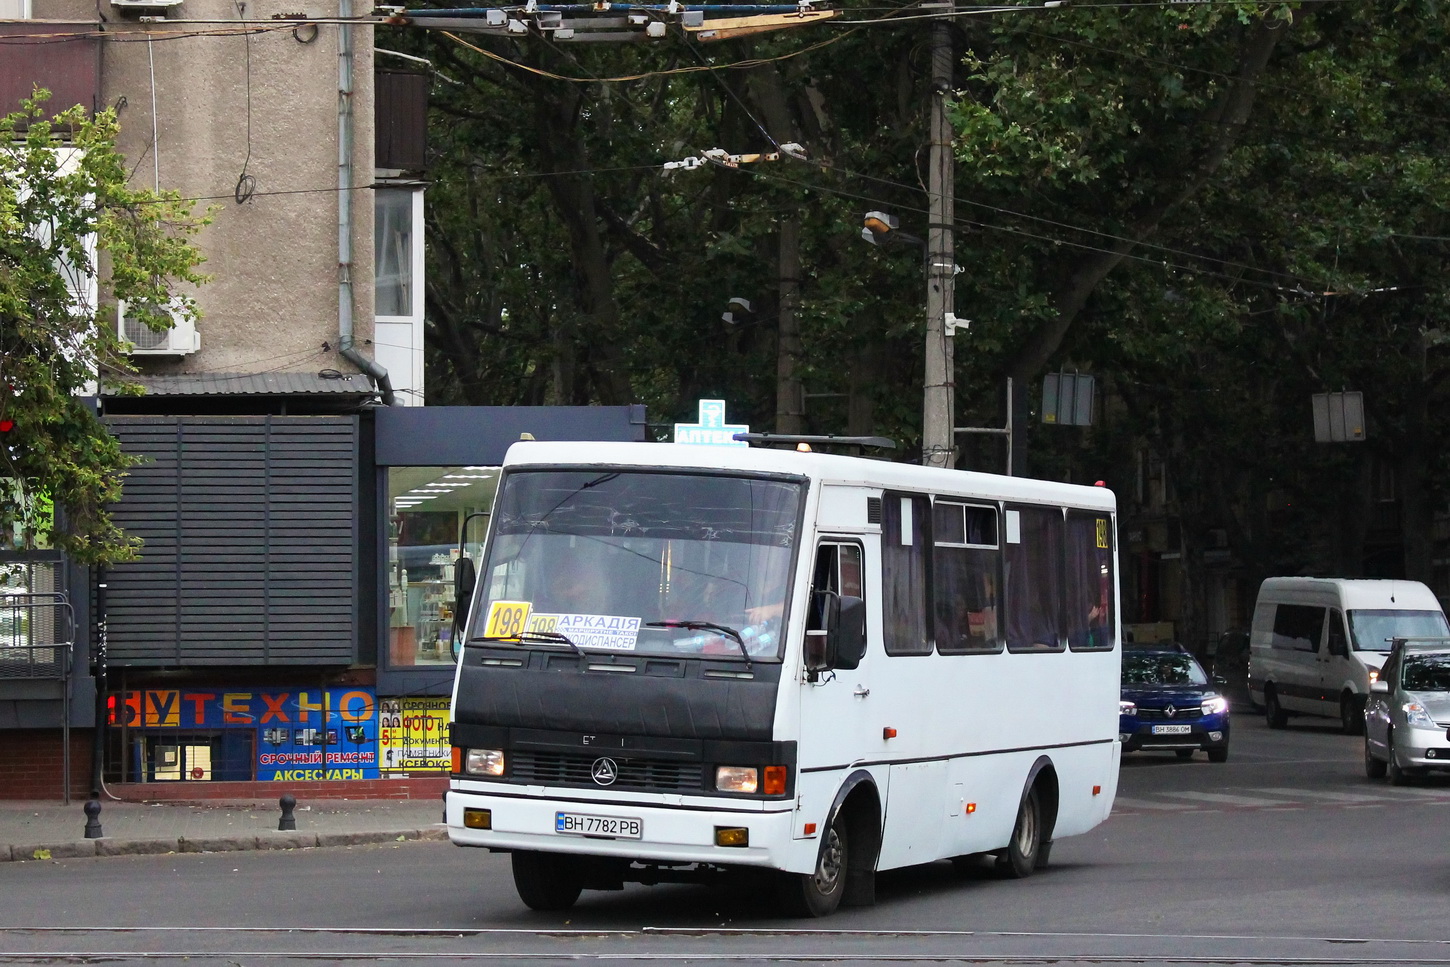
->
[[472, 631, 588, 661], [647, 620, 753, 671]]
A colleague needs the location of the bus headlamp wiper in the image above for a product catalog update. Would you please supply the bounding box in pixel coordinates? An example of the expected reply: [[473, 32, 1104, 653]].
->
[[647, 620, 752, 671], [473, 631, 588, 661]]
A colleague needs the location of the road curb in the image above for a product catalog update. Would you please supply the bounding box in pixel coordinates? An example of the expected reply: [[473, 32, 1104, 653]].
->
[[1, 825, 450, 863]]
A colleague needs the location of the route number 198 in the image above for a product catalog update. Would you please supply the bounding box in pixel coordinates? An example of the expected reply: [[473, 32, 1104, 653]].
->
[[485, 601, 532, 639]]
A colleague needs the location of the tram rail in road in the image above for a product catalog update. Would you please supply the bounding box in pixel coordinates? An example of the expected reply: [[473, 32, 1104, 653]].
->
[[2, 925, 1450, 966]]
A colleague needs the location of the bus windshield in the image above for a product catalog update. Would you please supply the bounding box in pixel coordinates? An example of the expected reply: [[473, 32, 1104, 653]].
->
[[468, 469, 804, 661], [1348, 609, 1450, 652]]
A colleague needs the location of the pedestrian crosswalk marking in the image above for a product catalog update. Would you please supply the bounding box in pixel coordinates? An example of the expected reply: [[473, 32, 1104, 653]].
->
[[1112, 796, 1195, 811], [1256, 787, 1394, 803], [1159, 791, 1299, 808], [1112, 785, 1450, 815]]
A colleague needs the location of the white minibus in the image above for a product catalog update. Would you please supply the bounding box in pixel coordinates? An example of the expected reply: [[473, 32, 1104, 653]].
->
[[1247, 577, 1449, 733], [446, 440, 1121, 916]]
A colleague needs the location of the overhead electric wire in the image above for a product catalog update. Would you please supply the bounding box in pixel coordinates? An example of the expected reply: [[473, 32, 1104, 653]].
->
[[725, 158, 1364, 298]]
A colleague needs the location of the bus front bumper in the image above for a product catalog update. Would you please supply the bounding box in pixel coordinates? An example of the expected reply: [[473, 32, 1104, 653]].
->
[[445, 785, 802, 870]]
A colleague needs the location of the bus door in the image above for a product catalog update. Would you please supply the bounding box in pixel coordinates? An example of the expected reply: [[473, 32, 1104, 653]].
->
[[796, 539, 879, 822]]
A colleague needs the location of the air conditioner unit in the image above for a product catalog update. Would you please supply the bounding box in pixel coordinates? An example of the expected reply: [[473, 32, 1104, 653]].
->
[[117, 299, 200, 356], [109, 0, 184, 10]]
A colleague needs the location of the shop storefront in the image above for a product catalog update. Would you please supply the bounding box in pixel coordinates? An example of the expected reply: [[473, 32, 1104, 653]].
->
[[0, 403, 647, 799]]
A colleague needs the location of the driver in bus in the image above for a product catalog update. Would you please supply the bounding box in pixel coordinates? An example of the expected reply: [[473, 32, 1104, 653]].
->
[[538, 560, 610, 615]]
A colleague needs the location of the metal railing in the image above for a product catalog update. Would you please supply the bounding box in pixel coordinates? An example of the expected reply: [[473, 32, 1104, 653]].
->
[[0, 591, 77, 802]]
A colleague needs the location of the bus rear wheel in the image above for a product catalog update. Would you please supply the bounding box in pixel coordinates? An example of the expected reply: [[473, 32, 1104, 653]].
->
[[511, 850, 583, 911], [996, 786, 1042, 879], [777, 812, 847, 918]]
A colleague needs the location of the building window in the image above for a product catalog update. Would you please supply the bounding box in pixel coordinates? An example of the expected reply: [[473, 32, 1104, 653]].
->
[[375, 187, 420, 318], [374, 185, 425, 404], [388, 465, 499, 666]]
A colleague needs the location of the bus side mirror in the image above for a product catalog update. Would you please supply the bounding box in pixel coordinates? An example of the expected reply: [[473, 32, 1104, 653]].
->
[[805, 592, 867, 675], [832, 595, 867, 670], [454, 557, 477, 615]]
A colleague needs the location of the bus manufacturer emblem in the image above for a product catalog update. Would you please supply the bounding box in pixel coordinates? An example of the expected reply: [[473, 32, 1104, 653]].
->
[[591, 757, 619, 786]]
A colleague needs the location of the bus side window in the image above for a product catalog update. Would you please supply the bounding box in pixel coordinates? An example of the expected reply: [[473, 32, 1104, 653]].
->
[[809, 543, 863, 626], [1065, 511, 1114, 651], [1003, 506, 1066, 652]]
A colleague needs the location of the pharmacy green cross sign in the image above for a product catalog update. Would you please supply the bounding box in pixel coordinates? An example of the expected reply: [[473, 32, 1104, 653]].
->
[[674, 399, 748, 446]]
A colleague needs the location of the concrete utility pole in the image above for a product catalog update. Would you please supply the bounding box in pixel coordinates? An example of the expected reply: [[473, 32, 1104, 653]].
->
[[922, 1, 956, 468]]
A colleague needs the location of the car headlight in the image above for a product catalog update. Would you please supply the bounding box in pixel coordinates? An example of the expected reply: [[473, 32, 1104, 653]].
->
[[1404, 702, 1437, 729], [1201, 696, 1229, 716], [716, 766, 759, 794], [465, 748, 505, 776], [1119, 700, 1136, 715]]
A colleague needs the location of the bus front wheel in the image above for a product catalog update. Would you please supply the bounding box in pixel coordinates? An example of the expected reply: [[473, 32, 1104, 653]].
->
[[511, 850, 583, 911], [777, 812, 847, 918], [996, 786, 1042, 879]]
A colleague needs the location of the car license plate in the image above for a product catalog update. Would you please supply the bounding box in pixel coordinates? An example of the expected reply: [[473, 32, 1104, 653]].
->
[[1152, 724, 1191, 735], [555, 812, 643, 839]]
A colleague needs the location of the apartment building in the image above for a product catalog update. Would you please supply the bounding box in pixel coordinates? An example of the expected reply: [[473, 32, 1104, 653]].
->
[[1, 0, 649, 799]]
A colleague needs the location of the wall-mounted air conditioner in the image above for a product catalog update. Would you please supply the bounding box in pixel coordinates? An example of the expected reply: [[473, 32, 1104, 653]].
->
[[109, 0, 184, 10], [117, 299, 200, 355]]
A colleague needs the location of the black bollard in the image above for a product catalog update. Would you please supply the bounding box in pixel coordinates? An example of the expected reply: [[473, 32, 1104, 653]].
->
[[83, 800, 103, 839], [278, 794, 297, 831]]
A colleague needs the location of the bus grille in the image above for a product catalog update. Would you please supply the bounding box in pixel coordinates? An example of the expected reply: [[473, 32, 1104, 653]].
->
[[510, 752, 704, 792]]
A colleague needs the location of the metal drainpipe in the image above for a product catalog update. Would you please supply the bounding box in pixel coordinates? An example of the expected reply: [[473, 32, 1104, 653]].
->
[[338, 0, 397, 405]]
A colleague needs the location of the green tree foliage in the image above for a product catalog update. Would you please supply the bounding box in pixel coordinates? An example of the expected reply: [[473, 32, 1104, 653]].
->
[[401, 21, 934, 444], [0, 94, 209, 564], [395, 0, 1447, 581], [950, 0, 1450, 587]]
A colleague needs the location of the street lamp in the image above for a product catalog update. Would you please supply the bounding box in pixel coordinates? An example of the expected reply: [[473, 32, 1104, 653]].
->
[[860, 210, 960, 468]]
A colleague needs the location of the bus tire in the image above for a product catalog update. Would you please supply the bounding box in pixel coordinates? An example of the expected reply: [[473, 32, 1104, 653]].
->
[[511, 850, 583, 911], [777, 812, 847, 918], [996, 785, 1042, 879]]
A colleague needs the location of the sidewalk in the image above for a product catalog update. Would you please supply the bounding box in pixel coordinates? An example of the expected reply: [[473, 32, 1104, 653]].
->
[[0, 796, 448, 862]]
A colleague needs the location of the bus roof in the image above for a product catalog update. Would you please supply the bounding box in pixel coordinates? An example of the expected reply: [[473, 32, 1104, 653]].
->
[[501, 441, 1116, 512]]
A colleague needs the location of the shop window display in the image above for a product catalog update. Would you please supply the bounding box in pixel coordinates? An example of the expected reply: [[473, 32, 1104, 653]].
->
[[388, 466, 497, 667]]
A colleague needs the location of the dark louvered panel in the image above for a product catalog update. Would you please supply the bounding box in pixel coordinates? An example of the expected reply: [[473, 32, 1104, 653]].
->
[[510, 751, 705, 793], [105, 416, 359, 666]]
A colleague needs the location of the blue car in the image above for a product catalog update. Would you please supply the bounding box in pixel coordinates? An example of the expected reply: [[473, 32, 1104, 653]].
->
[[1119, 644, 1231, 762]]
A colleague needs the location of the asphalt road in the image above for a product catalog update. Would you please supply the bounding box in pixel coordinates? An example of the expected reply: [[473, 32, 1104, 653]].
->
[[2, 710, 1447, 965]]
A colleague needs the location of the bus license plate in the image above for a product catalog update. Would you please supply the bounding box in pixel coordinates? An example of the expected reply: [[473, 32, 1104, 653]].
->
[[1152, 724, 1191, 735], [555, 812, 643, 839]]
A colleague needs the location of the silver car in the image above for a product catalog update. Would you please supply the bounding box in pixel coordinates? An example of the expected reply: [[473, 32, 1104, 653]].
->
[[1364, 640, 1450, 784]]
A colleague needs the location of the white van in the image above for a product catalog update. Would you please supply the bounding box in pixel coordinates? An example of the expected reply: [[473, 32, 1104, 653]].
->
[[1248, 578, 1449, 734]]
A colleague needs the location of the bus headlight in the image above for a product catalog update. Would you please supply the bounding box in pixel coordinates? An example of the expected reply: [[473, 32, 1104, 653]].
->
[[716, 766, 758, 793], [465, 748, 505, 776]]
